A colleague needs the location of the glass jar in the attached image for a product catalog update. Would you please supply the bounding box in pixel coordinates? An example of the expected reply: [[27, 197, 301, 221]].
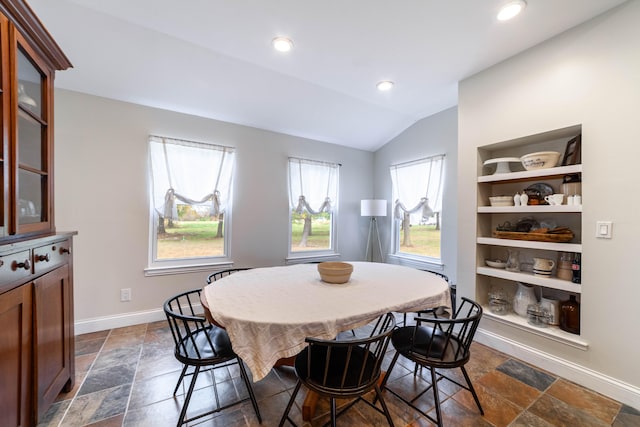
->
[[506, 249, 520, 272], [527, 303, 550, 328], [560, 295, 580, 334], [488, 290, 510, 315], [557, 252, 574, 281]]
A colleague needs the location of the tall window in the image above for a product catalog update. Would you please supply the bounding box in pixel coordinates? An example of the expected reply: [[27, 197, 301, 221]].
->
[[148, 136, 235, 268], [390, 154, 445, 261], [288, 157, 339, 256]]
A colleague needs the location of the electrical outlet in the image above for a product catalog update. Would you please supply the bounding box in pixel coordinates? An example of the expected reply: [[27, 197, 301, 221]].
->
[[120, 288, 131, 302]]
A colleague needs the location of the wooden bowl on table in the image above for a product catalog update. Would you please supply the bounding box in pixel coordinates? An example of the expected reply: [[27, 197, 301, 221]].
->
[[317, 262, 353, 284]]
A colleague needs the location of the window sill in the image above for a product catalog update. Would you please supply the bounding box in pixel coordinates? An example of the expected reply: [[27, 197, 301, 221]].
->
[[387, 254, 443, 272], [285, 253, 341, 265], [144, 261, 233, 277]]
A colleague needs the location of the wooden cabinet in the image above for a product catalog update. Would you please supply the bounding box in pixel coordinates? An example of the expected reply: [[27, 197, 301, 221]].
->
[[0, 0, 71, 240], [0, 1, 73, 425], [34, 263, 73, 420], [476, 125, 587, 349], [0, 235, 75, 426], [0, 283, 32, 427]]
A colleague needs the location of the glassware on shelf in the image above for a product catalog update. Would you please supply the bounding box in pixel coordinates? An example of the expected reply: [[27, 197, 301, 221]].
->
[[557, 252, 574, 281], [572, 253, 581, 284], [540, 296, 561, 326], [527, 303, 550, 328], [506, 249, 520, 272], [513, 282, 537, 317], [488, 290, 510, 315], [560, 295, 580, 334]]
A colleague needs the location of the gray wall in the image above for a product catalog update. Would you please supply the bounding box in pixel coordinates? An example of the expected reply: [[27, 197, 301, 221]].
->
[[373, 107, 458, 282], [53, 90, 374, 330], [457, 1, 640, 407]]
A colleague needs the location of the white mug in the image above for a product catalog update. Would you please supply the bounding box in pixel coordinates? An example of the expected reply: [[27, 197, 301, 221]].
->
[[544, 194, 564, 205]]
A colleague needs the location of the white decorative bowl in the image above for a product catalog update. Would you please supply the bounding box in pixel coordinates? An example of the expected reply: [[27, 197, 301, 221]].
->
[[520, 151, 561, 171], [486, 260, 507, 268], [489, 196, 513, 207], [317, 262, 353, 284]]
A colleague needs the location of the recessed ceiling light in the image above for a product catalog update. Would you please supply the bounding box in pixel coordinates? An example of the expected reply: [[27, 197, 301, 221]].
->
[[497, 0, 526, 21], [272, 37, 293, 52], [376, 80, 394, 91]]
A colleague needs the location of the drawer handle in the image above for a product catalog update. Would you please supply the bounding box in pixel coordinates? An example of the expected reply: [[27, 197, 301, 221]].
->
[[36, 254, 51, 262], [12, 259, 31, 271], [60, 247, 71, 255]]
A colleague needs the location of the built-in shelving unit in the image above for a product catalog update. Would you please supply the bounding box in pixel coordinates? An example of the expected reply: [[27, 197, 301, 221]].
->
[[476, 125, 585, 349]]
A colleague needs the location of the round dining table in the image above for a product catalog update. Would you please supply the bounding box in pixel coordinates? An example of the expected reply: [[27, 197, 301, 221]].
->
[[202, 261, 451, 382]]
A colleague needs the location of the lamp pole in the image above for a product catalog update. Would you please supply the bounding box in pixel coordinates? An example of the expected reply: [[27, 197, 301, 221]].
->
[[361, 200, 387, 262]]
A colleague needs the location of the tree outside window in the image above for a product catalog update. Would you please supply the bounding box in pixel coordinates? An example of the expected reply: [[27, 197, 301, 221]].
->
[[148, 136, 234, 267], [288, 158, 339, 255], [390, 155, 445, 260]]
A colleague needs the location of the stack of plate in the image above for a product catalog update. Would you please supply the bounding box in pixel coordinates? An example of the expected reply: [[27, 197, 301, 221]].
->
[[489, 196, 513, 207]]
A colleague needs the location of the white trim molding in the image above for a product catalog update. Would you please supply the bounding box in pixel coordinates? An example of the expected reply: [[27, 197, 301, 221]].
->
[[476, 328, 640, 409], [74, 306, 189, 335]]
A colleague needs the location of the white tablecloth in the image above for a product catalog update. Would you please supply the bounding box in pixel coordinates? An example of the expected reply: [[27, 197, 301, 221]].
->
[[203, 262, 450, 381]]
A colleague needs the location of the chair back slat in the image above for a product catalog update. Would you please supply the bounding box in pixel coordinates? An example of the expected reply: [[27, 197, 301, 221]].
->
[[164, 289, 225, 360], [162, 288, 263, 425], [410, 297, 482, 365], [206, 267, 252, 284], [301, 313, 396, 396]]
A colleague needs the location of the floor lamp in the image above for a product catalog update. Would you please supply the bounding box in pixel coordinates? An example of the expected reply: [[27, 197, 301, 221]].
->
[[361, 199, 387, 262]]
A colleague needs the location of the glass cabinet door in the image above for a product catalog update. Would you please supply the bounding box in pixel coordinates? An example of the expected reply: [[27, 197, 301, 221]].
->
[[13, 35, 53, 236]]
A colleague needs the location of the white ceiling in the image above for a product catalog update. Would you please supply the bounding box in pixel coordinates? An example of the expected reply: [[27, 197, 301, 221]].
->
[[29, 0, 627, 151]]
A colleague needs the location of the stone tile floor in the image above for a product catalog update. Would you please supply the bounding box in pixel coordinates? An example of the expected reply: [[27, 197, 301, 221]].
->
[[38, 319, 639, 426]]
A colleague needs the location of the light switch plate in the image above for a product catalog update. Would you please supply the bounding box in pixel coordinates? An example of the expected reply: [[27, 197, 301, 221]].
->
[[596, 221, 612, 239]]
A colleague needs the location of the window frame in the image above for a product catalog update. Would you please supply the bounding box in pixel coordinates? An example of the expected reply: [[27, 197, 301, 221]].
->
[[286, 157, 340, 262], [389, 154, 445, 266], [145, 136, 235, 276]]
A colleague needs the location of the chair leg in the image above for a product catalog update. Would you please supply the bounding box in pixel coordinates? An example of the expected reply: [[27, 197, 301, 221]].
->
[[429, 367, 443, 427], [461, 366, 484, 415], [330, 397, 337, 427], [173, 364, 188, 395], [374, 384, 395, 427], [278, 380, 302, 427], [380, 351, 400, 391], [238, 358, 262, 423], [177, 365, 200, 427]]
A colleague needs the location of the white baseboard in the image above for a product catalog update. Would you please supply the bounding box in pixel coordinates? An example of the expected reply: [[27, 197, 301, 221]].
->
[[74, 304, 202, 335], [476, 328, 640, 410]]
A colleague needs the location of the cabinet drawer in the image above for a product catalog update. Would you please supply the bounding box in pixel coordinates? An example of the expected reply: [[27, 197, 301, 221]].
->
[[33, 240, 71, 274], [0, 250, 32, 288]]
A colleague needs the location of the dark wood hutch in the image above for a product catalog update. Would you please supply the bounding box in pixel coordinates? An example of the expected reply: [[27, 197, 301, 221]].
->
[[0, 1, 74, 425]]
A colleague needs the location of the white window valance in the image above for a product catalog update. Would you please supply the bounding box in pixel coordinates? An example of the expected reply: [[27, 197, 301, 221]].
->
[[149, 135, 235, 220], [390, 154, 445, 221], [288, 157, 339, 215]]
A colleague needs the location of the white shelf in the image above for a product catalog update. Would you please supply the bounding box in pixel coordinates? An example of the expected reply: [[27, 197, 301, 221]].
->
[[482, 307, 588, 351], [478, 205, 582, 214], [478, 164, 582, 183], [477, 266, 581, 293], [477, 237, 582, 252]]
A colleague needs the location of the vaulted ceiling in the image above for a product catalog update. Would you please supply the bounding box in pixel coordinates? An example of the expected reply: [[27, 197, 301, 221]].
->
[[30, 0, 627, 151]]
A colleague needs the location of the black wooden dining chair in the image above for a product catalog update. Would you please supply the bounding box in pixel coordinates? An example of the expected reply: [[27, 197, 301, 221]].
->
[[164, 289, 262, 426], [402, 270, 453, 327], [279, 313, 397, 427], [381, 297, 484, 427], [206, 267, 252, 284]]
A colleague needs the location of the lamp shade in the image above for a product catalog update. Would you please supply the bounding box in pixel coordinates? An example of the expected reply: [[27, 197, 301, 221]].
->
[[361, 199, 387, 217]]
